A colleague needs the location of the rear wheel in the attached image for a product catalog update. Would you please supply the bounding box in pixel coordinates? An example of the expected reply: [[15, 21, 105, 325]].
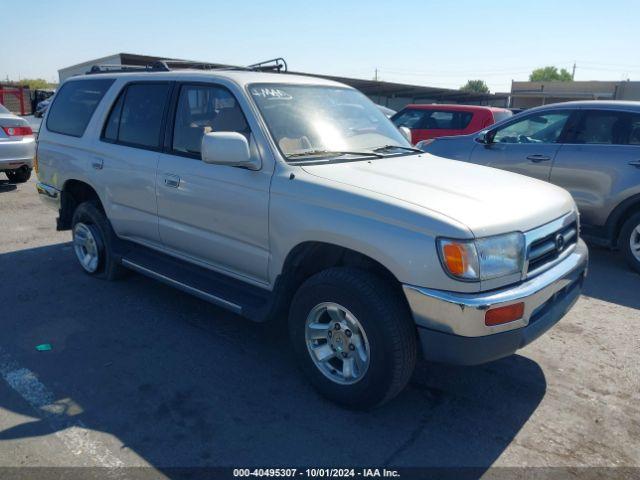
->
[[71, 202, 127, 280], [620, 212, 640, 274], [6, 166, 31, 183], [289, 267, 417, 409]]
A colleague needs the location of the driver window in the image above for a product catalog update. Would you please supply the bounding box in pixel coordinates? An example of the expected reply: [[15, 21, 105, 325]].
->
[[172, 84, 250, 156], [493, 112, 570, 144]]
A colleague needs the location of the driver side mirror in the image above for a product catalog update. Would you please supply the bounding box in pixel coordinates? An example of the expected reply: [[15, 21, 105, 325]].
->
[[201, 132, 260, 170], [399, 126, 412, 144], [476, 130, 495, 145]]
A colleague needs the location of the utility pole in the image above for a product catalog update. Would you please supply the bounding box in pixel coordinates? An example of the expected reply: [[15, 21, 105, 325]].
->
[[572, 62, 576, 80], [374, 68, 378, 82]]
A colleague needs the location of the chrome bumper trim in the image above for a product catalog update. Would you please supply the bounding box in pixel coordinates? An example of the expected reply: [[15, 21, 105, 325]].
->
[[403, 239, 588, 338], [36, 182, 61, 211]]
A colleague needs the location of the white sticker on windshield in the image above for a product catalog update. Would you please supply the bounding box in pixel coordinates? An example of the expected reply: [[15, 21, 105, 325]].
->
[[251, 87, 293, 100]]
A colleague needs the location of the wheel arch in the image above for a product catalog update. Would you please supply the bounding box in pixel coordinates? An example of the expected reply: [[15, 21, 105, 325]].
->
[[58, 179, 105, 230], [266, 241, 407, 323], [604, 193, 640, 247]]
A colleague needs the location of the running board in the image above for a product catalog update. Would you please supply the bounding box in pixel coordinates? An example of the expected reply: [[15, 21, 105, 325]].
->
[[118, 243, 272, 321], [122, 259, 243, 315]]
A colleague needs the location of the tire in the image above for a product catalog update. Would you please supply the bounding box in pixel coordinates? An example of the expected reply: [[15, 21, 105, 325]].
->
[[71, 202, 127, 280], [619, 212, 640, 274], [6, 167, 31, 183], [289, 267, 417, 409]]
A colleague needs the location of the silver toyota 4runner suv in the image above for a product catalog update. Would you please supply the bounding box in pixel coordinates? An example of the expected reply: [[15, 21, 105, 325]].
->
[[36, 64, 588, 408]]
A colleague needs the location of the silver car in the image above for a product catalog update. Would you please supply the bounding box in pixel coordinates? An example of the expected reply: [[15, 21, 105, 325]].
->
[[0, 103, 35, 183], [420, 100, 640, 273]]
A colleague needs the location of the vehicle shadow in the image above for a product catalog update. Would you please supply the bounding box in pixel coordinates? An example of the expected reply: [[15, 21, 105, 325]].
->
[[582, 242, 640, 310], [0, 242, 549, 475], [0, 179, 17, 193]]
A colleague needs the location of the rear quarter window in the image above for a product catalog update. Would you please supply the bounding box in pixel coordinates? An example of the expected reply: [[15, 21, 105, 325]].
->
[[492, 110, 513, 124], [46, 79, 114, 137]]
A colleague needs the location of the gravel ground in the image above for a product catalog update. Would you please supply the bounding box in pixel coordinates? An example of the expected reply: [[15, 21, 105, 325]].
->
[[0, 176, 638, 478]]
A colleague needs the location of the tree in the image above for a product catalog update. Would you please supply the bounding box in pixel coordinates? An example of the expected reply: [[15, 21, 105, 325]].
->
[[460, 80, 490, 94], [529, 66, 573, 82], [17, 78, 57, 90]]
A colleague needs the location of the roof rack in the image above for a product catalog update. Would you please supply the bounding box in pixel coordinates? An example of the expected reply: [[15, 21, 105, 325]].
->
[[86, 61, 170, 74], [86, 57, 288, 75], [247, 57, 288, 73]]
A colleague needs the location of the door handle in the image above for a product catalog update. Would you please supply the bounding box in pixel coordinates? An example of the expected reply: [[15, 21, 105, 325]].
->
[[526, 154, 551, 163], [629, 160, 640, 168], [164, 174, 180, 188], [91, 157, 104, 170]]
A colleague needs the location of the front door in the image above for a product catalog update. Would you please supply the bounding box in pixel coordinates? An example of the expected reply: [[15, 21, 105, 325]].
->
[[156, 83, 271, 285], [469, 110, 574, 182]]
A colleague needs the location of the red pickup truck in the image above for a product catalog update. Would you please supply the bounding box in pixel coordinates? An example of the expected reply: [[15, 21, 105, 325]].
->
[[391, 104, 512, 144]]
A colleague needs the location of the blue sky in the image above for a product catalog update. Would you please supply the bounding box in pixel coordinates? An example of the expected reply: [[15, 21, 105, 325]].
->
[[2, 0, 638, 92]]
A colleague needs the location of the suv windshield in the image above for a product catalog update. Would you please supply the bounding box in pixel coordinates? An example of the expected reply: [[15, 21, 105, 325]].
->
[[249, 83, 412, 161]]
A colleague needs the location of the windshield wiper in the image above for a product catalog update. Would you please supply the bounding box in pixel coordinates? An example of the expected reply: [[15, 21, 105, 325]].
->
[[372, 144, 424, 154], [286, 149, 384, 160]]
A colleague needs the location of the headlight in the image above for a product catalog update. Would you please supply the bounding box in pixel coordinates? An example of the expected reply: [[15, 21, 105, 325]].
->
[[438, 232, 525, 281]]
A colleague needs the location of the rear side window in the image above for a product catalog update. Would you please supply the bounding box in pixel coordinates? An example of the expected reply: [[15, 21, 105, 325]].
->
[[46, 79, 114, 137], [492, 110, 513, 123], [393, 108, 473, 130], [573, 110, 627, 145], [629, 113, 640, 145], [102, 83, 172, 149]]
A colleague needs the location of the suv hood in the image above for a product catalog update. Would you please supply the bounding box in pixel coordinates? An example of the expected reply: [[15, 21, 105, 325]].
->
[[302, 153, 575, 237]]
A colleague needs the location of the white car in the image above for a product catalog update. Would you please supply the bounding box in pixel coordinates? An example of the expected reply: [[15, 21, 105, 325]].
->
[[0, 103, 35, 183], [36, 65, 588, 408]]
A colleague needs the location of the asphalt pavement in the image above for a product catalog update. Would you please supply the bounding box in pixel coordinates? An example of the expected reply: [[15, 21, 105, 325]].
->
[[0, 177, 638, 478]]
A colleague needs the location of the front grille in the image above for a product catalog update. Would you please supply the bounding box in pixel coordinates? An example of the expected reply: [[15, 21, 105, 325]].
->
[[527, 221, 577, 275]]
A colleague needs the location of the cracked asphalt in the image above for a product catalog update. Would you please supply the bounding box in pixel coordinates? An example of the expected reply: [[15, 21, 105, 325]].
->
[[0, 176, 638, 477]]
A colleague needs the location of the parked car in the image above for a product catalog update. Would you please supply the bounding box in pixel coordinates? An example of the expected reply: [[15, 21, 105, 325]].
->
[[34, 98, 52, 118], [391, 104, 512, 144], [36, 68, 587, 408], [419, 100, 640, 273], [376, 104, 396, 118], [0, 103, 35, 183]]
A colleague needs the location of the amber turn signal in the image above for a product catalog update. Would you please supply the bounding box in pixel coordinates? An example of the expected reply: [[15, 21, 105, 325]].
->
[[485, 302, 525, 326], [442, 243, 467, 276]]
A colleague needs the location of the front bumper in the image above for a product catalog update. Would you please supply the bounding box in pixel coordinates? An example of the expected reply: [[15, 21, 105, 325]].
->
[[403, 239, 588, 365]]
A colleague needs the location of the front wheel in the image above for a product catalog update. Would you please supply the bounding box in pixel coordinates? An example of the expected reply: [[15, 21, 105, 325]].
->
[[289, 267, 417, 409], [620, 212, 640, 274], [6, 166, 31, 183]]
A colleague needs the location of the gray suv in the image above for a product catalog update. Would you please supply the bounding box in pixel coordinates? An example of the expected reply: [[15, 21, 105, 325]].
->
[[420, 101, 640, 273]]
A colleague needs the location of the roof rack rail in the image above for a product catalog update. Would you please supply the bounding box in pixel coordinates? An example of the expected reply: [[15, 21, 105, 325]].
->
[[85, 57, 288, 75], [153, 59, 242, 71], [86, 62, 170, 75], [247, 57, 288, 73]]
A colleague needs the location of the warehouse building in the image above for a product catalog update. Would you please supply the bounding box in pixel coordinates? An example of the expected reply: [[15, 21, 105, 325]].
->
[[58, 53, 509, 110], [510, 80, 640, 108]]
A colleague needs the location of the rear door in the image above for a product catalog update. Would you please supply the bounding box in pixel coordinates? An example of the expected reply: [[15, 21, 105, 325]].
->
[[468, 109, 574, 182], [97, 81, 173, 246], [550, 109, 640, 228]]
